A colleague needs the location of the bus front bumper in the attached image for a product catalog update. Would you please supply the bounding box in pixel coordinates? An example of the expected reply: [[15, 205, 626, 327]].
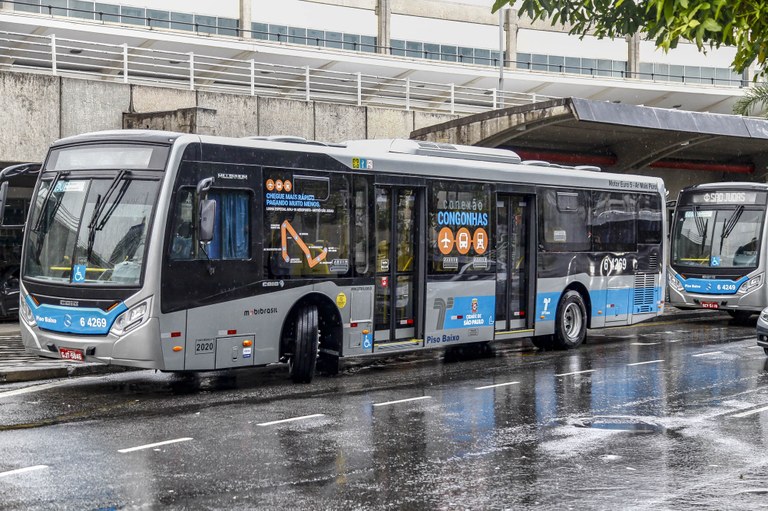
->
[[20, 317, 164, 370]]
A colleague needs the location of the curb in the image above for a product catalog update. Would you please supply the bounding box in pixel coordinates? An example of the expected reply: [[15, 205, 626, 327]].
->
[[0, 363, 129, 383]]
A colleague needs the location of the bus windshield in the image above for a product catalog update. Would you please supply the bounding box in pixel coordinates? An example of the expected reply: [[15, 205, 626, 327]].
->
[[24, 176, 159, 286], [672, 206, 764, 268]]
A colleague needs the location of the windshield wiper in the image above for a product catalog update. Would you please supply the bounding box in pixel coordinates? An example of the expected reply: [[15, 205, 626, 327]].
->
[[32, 171, 68, 233], [85, 170, 130, 262], [721, 205, 744, 240]]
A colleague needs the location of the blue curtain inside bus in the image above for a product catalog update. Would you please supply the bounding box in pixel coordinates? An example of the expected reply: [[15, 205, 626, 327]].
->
[[208, 191, 249, 259]]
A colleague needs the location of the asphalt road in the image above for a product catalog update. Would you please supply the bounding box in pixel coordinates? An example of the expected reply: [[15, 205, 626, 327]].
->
[[1, 314, 767, 510]]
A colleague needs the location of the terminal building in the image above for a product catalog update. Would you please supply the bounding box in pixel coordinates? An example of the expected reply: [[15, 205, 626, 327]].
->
[[1, 0, 766, 196]]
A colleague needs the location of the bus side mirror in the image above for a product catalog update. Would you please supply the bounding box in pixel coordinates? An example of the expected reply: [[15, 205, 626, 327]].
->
[[199, 199, 216, 243], [195, 177, 215, 243]]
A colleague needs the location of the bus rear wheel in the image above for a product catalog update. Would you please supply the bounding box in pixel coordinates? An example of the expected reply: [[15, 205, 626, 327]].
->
[[552, 290, 587, 349], [289, 305, 319, 383]]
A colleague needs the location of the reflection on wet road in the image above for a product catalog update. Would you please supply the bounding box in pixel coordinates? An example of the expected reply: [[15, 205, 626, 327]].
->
[[2, 315, 768, 509]]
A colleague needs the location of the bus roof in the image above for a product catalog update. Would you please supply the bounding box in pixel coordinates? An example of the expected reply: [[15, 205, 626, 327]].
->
[[50, 130, 664, 194]]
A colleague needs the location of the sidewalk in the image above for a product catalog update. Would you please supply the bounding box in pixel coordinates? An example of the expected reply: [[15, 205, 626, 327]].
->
[[0, 322, 126, 383], [0, 307, 734, 384]]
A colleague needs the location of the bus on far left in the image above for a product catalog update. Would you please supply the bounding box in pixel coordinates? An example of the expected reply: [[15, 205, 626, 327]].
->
[[0, 163, 40, 320]]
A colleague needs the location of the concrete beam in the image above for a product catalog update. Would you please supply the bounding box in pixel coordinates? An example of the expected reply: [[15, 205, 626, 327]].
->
[[410, 98, 572, 146]]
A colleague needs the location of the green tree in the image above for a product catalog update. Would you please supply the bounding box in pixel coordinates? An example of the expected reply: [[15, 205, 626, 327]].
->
[[733, 83, 768, 116], [491, 0, 768, 79]]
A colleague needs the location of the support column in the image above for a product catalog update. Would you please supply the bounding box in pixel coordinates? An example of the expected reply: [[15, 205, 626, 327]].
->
[[239, 0, 252, 38], [504, 9, 518, 69], [376, 0, 391, 55], [627, 33, 640, 79]]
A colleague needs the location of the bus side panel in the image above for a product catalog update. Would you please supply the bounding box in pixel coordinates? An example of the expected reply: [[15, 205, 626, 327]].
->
[[183, 292, 295, 370], [425, 280, 495, 347], [158, 310, 187, 371]]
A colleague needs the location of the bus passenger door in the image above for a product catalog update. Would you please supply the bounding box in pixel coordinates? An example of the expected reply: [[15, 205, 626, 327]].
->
[[495, 195, 532, 332], [374, 186, 423, 346]]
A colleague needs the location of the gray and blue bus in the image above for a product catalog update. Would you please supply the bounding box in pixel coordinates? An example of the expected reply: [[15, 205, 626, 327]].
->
[[668, 183, 768, 322], [19, 131, 665, 382]]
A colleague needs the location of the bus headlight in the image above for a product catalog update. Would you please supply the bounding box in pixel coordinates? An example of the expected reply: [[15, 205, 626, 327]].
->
[[739, 274, 763, 294], [668, 272, 684, 292], [109, 298, 150, 336], [20, 296, 36, 326]]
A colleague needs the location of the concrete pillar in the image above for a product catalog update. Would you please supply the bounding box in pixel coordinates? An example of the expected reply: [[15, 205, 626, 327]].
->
[[239, 0, 252, 38], [504, 9, 517, 69], [627, 33, 640, 79], [376, 0, 391, 55]]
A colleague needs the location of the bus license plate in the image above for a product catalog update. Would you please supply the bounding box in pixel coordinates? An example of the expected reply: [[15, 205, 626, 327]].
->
[[701, 302, 719, 309], [59, 347, 85, 362]]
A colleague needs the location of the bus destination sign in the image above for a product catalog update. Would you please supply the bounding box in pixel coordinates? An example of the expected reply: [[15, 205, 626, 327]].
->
[[690, 191, 764, 205]]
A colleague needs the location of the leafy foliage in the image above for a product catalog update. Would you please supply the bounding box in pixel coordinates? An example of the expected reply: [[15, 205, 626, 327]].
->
[[492, 0, 768, 78], [733, 82, 768, 116]]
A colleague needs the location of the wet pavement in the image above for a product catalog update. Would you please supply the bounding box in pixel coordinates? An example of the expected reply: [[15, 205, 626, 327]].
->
[[1, 311, 767, 510]]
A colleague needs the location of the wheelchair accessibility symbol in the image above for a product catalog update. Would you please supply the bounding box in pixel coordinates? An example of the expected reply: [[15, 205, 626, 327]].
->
[[73, 264, 87, 283], [362, 332, 372, 351]]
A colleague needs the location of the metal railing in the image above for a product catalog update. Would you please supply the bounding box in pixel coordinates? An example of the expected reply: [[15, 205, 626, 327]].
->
[[0, 30, 555, 115]]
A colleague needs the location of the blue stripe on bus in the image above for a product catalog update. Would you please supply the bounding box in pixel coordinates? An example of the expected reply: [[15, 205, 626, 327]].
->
[[675, 275, 748, 295], [26, 295, 127, 335], [536, 287, 662, 322]]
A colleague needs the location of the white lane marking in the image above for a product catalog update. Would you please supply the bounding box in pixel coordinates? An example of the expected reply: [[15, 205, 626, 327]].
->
[[118, 437, 193, 453], [0, 465, 48, 478], [475, 381, 520, 390], [692, 351, 723, 357], [747, 346, 764, 349], [0, 380, 77, 399], [555, 369, 595, 377], [631, 342, 660, 346], [733, 405, 768, 418], [373, 396, 431, 407], [256, 414, 325, 427], [627, 359, 664, 366]]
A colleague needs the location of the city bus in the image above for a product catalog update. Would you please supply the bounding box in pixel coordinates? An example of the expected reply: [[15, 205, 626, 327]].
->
[[19, 130, 665, 382], [0, 162, 40, 319], [668, 182, 768, 322]]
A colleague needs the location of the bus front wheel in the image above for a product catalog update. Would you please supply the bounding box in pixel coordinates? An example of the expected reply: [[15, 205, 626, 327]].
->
[[728, 310, 754, 325], [553, 290, 587, 349], [289, 305, 319, 383]]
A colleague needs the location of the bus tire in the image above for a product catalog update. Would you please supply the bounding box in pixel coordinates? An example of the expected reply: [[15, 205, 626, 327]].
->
[[552, 290, 587, 349], [289, 305, 319, 383]]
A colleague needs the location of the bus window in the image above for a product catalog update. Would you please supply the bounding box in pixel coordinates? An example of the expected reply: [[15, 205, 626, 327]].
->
[[638, 194, 662, 244], [590, 192, 637, 252], [353, 177, 370, 276], [539, 189, 590, 252], [264, 170, 350, 278], [428, 180, 491, 275], [169, 188, 251, 261]]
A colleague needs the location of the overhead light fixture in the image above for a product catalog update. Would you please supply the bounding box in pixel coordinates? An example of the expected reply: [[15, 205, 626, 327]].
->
[[69, 49, 82, 54], [671, 104, 682, 109], [168, 60, 181, 64]]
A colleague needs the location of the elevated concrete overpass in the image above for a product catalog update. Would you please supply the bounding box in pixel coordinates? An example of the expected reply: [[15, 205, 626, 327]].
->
[[411, 97, 768, 197]]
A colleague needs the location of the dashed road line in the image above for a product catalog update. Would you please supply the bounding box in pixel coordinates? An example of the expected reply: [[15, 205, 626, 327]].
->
[[733, 405, 768, 418], [555, 369, 596, 377], [0, 380, 77, 399], [627, 359, 664, 366], [692, 351, 723, 357], [475, 381, 520, 390], [118, 437, 193, 453], [0, 465, 49, 478], [373, 396, 431, 407], [257, 414, 325, 427]]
